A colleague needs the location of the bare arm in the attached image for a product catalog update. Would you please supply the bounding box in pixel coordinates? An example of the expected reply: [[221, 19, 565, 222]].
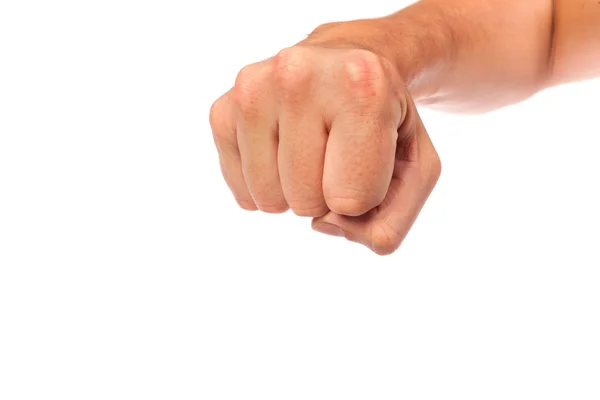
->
[[551, 0, 600, 86], [302, 0, 600, 113], [210, 0, 600, 255]]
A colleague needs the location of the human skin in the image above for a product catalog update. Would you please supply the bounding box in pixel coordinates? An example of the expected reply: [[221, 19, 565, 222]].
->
[[209, 0, 600, 255]]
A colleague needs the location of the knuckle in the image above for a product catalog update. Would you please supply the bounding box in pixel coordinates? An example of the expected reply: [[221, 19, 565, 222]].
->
[[343, 49, 385, 86], [233, 63, 266, 113], [371, 223, 403, 256], [273, 47, 313, 94], [342, 50, 389, 104], [234, 64, 261, 92]]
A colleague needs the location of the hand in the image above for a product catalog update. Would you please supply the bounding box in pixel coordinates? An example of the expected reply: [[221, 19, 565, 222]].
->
[[209, 45, 441, 255]]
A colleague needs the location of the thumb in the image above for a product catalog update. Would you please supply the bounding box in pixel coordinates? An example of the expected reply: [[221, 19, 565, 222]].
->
[[312, 218, 345, 238], [312, 105, 441, 255]]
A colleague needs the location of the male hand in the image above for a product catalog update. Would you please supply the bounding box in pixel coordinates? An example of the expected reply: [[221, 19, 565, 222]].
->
[[209, 45, 441, 255]]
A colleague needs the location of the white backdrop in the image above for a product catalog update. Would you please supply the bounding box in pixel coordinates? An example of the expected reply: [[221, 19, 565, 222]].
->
[[1, 1, 599, 399]]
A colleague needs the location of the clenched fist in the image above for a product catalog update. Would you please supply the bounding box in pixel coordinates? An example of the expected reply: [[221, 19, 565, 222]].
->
[[209, 45, 441, 255]]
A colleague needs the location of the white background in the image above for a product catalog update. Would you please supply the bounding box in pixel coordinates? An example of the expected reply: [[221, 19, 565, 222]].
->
[[1, 0, 599, 399]]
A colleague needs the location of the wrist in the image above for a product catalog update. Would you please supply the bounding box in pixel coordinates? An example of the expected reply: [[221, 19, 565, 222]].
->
[[298, 15, 448, 101], [299, 19, 408, 77]]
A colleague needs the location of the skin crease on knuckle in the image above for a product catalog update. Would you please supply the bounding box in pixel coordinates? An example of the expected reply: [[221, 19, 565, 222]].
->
[[290, 202, 329, 218], [326, 189, 378, 217]]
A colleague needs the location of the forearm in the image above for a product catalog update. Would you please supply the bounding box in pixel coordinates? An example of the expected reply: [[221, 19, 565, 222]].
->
[[551, 0, 600, 86], [303, 0, 599, 113]]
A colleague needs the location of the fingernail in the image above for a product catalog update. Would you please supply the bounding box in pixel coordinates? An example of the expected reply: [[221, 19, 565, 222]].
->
[[313, 222, 344, 237]]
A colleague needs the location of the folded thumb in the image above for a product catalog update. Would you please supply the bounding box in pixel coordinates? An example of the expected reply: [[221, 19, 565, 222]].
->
[[312, 220, 345, 237]]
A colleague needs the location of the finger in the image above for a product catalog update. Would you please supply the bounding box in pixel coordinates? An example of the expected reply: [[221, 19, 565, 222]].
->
[[274, 48, 329, 217], [210, 91, 257, 210], [322, 50, 402, 217], [314, 99, 441, 255], [233, 62, 288, 213]]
